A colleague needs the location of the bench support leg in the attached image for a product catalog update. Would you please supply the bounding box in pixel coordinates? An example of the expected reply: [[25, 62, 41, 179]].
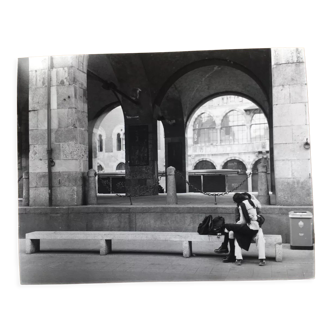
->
[[275, 243, 283, 262], [183, 241, 192, 258], [100, 240, 112, 255], [26, 239, 40, 254]]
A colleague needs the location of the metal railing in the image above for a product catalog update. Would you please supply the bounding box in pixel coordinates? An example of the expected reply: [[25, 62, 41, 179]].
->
[[96, 169, 251, 205]]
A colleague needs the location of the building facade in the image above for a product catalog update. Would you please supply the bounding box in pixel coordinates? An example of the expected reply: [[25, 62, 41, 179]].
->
[[17, 48, 312, 207]]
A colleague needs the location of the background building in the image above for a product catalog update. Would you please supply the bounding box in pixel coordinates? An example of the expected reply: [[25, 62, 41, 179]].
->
[[94, 96, 270, 194], [187, 95, 270, 193]]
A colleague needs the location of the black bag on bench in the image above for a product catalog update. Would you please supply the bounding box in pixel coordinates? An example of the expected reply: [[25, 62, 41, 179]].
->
[[197, 215, 225, 235]]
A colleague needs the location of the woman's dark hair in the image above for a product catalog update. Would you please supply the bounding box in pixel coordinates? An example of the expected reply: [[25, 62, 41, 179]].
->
[[233, 193, 241, 204], [241, 192, 251, 200], [233, 193, 246, 205]]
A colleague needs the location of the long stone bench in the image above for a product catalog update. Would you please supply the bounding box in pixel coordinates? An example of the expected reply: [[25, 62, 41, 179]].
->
[[25, 231, 283, 261]]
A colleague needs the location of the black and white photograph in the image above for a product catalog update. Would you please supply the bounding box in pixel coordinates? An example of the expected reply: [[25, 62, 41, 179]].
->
[[17, 48, 314, 284]]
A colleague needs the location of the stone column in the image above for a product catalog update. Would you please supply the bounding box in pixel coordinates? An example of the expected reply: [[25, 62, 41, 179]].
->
[[87, 169, 97, 205], [29, 55, 89, 206], [246, 170, 253, 192], [257, 158, 269, 204], [167, 166, 178, 204], [216, 124, 221, 144], [272, 48, 312, 205], [22, 171, 29, 206]]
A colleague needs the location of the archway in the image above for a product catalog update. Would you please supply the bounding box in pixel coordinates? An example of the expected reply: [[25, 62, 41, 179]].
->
[[92, 106, 125, 172], [90, 106, 127, 194], [186, 94, 269, 193], [157, 121, 166, 192]]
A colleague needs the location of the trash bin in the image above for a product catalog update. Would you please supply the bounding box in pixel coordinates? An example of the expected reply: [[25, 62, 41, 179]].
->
[[289, 211, 313, 250]]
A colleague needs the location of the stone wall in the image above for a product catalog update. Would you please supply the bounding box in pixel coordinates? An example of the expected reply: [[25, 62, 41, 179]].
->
[[29, 55, 89, 206], [18, 205, 314, 243], [272, 48, 312, 205]]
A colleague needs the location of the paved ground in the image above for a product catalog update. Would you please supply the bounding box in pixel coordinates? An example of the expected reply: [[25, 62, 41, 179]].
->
[[19, 238, 314, 285]]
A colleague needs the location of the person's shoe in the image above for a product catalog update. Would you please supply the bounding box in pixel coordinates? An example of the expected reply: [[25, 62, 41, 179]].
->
[[223, 255, 236, 263], [214, 247, 229, 254], [235, 259, 242, 266], [259, 259, 266, 266]]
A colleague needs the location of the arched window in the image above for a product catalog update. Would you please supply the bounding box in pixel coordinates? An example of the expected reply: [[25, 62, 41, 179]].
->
[[220, 110, 247, 144], [222, 159, 248, 191], [98, 134, 103, 152], [116, 162, 125, 171], [117, 133, 121, 151], [251, 112, 269, 142], [194, 160, 216, 170], [222, 159, 247, 174], [193, 113, 217, 145]]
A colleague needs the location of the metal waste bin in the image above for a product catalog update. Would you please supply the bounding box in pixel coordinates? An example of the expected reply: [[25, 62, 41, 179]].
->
[[289, 211, 313, 249]]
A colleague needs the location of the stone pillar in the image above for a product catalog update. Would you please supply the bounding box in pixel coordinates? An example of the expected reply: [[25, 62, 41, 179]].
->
[[87, 169, 97, 205], [246, 170, 253, 192], [29, 55, 89, 206], [216, 124, 221, 144], [257, 158, 270, 204], [272, 48, 312, 205], [108, 54, 159, 198], [17, 58, 29, 199], [22, 171, 29, 206], [167, 166, 177, 204]]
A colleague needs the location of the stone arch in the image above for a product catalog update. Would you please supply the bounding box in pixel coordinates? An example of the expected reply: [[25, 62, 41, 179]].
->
[[193, 158, 217, 170], [89, 103, 122, 170], [250, 156, 266, 172], [154, 59, 270, 109], [221, 156, 249, 171]]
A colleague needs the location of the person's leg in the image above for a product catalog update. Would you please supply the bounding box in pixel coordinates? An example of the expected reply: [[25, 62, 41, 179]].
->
[[234, 239, 243, 265], [215, 231, 229, 253], [256, 228, 266, 265], [223, 231, 235, 262]]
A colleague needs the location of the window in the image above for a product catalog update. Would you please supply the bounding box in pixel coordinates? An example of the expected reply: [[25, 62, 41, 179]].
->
[[222, 159, 247, 174], [193, 113, 217, 145], [251, 113, 269, 142], [116, 162, 125, 171], [194, 160, 216, 170], [117, 133, 121, 151], [220, 110, 247, 144], [98, 134, 103, 152]]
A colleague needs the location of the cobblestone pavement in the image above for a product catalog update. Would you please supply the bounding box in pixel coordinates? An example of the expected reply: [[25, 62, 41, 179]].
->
[[19, 239, 314, 285]]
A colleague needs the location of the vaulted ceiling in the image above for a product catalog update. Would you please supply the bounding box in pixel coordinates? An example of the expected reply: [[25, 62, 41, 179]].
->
[[87, 49, 272, 124]]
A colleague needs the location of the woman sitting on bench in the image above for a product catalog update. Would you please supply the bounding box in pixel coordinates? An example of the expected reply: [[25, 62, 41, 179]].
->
[[219, 193, 266, 266]]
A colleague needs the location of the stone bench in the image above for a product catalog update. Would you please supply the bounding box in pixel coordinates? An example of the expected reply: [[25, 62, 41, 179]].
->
[[25, 231, 282, 261]]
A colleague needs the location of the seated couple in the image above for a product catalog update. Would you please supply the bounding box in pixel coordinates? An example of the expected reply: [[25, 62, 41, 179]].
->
[[215, 192, 266, 266]]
